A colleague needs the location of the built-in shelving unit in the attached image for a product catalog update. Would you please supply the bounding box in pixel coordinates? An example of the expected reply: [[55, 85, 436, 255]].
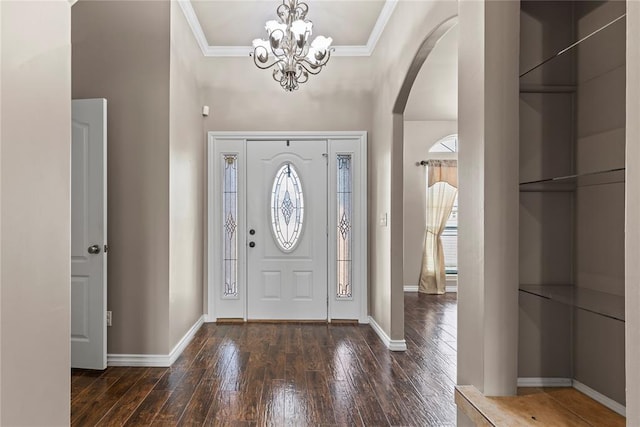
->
[[518, 0, 626, 415]]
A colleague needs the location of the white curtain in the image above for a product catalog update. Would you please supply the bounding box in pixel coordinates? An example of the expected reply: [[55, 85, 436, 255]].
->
[[419, 160, 458, 294]]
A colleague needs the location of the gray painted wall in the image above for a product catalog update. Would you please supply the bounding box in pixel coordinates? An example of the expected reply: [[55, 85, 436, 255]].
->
[[72, 0, 172, 355], [370, 0, 458, 343], [169, 1, 206, 352], [625, 2, 640, 423], [458, 0, 520, 396], [1, 1, 71, 424], [73, 0, 205, 355]]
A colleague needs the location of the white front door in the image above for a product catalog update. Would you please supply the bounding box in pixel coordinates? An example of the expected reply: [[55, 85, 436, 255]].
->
[[71, 99, 107, 370], [246, 140, 328, 320]]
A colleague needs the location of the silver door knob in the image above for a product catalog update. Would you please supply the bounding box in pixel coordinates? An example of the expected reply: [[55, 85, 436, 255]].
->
[[88, 244, 101, 254]]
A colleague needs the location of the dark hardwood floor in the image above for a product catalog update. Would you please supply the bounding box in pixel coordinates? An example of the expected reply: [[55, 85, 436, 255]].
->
[[71, 293, 458, 426]]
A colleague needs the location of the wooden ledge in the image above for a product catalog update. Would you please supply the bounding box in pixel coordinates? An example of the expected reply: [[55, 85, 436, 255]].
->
[[455, 385, 625, 426]]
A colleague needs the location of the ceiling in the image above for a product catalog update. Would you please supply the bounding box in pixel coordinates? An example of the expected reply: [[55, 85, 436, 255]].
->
[[404, 24, 458, 121], [181, 0, 396, 56]]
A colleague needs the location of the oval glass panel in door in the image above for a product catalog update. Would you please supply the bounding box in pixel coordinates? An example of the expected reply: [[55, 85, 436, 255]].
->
[[271, 163, 304, 252]]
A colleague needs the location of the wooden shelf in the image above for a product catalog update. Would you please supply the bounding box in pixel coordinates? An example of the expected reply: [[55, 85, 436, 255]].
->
[[520, 84, 576, 93], [519, 284, 625, 322], [519, 168, 625, 192], [520, 14, 626, 80]]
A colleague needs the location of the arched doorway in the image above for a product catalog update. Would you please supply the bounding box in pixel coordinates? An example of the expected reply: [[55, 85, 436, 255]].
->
[[393, 19, 460, 422]]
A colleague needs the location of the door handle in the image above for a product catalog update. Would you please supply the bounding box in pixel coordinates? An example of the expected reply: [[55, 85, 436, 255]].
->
[[249, 242, 256, 248], [249, 229, 256, 235], [88, 244, 101, 255]]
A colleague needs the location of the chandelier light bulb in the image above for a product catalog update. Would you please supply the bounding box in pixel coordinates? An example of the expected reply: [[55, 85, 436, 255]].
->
[[291, 20, 312, 47], [252, 39, 271, 63], [311, 35, 333, 53], [250, 0, 334, 92], [264, 20, 281, 34]]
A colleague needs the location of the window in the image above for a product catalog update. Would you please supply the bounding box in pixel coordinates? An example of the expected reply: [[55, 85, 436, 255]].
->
[[336, 154, 353, 299], [271, 163, 305, 252], [428, 134, 458, 274], [428, 134, 458, 153], [441, 195, 458, 274], [223, 154, 238, 297]]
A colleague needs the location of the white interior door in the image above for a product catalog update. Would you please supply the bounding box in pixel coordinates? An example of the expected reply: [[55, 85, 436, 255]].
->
[[247, 140, 327, 320], [71, 99, 107, 369]]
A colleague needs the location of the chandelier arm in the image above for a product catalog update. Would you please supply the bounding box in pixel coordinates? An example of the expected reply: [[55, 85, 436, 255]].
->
[[299, 52, 332, 74], [315, 49, 333, 67], [297, 46, 332, 66], [296, 69, 309, 84], [295, 2, 308, 20], [277, 2, 290, 21], [273, 68, 283, 83], [297, 61, 324, 76], [292, 44, 310, 61], [251, 51, 285, 71]]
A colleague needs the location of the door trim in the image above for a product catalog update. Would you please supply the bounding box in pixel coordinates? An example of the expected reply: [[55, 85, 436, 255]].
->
[[207, 131, 368, 323]]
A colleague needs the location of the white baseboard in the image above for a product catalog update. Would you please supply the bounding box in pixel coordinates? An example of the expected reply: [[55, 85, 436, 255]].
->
[[107, 353, 172, 367], [368, 316, 407, 351], [517, 377, 572, 387], [572, 379, 626, 417], [168, 315, 205, 365], [107, 315, 205, 367], [403, 284, 457, 293]]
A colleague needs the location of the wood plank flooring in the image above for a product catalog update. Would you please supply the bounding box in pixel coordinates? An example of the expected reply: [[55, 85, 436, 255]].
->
[[455, 385, 625, 426], [71, 293, 458, 426]]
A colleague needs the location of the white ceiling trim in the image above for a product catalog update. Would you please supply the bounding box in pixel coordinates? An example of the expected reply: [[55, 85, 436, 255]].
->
[[178, 0, 398, 58], [178, 0, 212, 54], [364, 0, 398, 55]]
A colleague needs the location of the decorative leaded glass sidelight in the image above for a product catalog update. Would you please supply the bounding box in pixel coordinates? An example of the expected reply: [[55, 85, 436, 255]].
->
[[271, 163, 305, 252], [223, 155, 238, 298], [337, 155, 353, 299]]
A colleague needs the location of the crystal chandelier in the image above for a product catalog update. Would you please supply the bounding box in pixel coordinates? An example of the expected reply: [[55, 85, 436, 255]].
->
[[251, 0, 333, 92]]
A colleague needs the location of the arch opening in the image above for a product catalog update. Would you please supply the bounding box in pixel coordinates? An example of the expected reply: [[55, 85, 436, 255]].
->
[[390, 15, 459, 347]]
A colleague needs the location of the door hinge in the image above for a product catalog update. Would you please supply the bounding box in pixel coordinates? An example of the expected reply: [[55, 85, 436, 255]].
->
[[104, 244, 109, 254]]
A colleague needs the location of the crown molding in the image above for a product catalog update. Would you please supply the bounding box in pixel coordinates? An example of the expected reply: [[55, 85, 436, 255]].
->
[[179, 0, 398, 58], [177, 0, 211, 55], [365, 0, 398, 54]]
